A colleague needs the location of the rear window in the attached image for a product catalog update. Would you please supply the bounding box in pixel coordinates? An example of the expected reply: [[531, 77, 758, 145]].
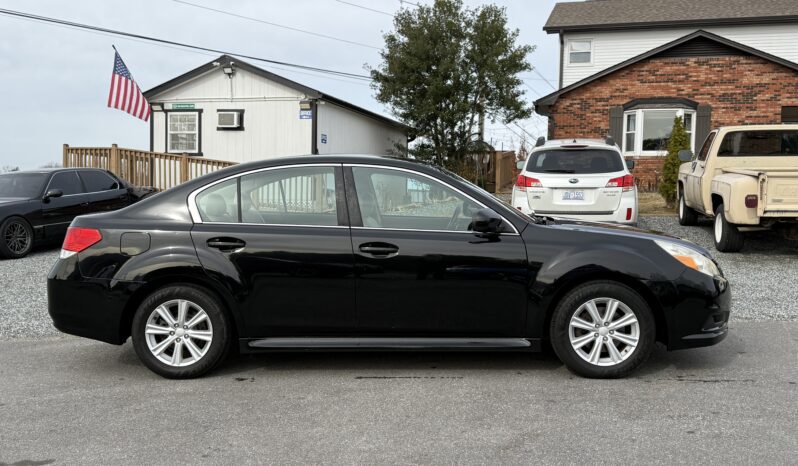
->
[[524, 149, 624, 174], [718, 130, 798, 157]]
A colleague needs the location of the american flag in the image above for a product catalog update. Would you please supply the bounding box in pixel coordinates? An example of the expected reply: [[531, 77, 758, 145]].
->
[[107, 50, 150, 121]]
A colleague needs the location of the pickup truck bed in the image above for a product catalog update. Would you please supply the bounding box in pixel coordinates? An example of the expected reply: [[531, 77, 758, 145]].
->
[[721, 168, 798, 216]]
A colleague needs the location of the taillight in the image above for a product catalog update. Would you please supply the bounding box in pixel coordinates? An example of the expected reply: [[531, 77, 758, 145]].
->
[[515, 175, 542, 191], [606, 175, 635, 192], [62, 227, 102, 255], [744, 195, 758, 208]]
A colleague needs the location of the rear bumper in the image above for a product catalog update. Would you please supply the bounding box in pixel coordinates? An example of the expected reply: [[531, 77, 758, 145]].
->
[[664, 272, 731, 350], [47, 255, 141, 345], [512, 188, 637, 225]]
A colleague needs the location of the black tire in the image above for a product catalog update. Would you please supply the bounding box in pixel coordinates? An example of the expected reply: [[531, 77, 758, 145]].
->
[[677, 189, 698, 226], [713, 204, 744, 252], [0, 216, 34, 259], [549, 281, 656, 379], [132, 284, 231, 379]]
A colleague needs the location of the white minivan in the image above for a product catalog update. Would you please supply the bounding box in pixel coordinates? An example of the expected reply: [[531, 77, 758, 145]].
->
[[511, 138, 638, 224]]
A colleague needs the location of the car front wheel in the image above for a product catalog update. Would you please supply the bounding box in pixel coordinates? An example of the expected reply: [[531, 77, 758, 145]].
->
[[713, 204, 744, 252], [550, 281, 655, 378], [131, 284, 230, 379], [0, 216, 34, 259]]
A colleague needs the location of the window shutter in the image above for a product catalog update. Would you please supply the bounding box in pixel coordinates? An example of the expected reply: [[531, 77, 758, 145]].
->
[[695, 104, 712, 150], [609, 106, 623, 144]]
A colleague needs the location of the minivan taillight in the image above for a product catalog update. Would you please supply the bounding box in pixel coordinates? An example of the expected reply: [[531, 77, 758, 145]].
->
[[515, 175, 542, 191], [606, 175, 635, 192], [62, 227, 102, 255]]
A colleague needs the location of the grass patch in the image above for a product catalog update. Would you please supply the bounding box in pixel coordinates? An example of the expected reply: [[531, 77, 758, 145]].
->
[[639, 192, 676, 216]]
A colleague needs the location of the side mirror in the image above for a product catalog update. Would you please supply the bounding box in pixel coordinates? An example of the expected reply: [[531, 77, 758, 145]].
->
[[626, 160, 635, 170], [43, 188, 63, 202], [516, 161, 526, 170], [470, 208, 503, 238], [678, 150, 694, 162]]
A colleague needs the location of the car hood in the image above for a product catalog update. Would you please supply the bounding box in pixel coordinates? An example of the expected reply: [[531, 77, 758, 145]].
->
[[541, 216, 713, 257]]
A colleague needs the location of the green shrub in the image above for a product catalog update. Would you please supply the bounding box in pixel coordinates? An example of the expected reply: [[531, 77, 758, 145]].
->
[[659, 115, 690, 207]]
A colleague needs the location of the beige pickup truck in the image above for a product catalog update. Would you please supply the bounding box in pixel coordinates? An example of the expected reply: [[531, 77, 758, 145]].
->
[[677, 124, 798, 252]]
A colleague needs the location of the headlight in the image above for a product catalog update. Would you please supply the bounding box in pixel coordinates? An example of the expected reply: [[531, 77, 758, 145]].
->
[[654, 240, 721, 277]]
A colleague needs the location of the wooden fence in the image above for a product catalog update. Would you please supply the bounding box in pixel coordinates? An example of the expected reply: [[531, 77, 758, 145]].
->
[[62, 144, 236, 190]]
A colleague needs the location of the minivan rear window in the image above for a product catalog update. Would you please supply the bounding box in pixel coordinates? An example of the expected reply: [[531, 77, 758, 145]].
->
[[524, 149, 625, 174], [718, 130, 798, 156]]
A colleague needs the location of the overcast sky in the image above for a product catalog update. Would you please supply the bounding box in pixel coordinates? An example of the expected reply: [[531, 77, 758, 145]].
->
[[0, 0, 572, 169]]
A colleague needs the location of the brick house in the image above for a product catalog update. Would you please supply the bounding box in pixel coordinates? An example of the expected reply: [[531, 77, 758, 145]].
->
[[535, 1, 798, 190]]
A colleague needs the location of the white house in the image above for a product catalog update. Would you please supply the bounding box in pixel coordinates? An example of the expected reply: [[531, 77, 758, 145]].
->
[[143, 55, 410, 163]]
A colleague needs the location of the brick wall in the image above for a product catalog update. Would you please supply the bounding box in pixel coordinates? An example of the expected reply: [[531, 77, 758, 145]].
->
[[548, 55, 798, 191]]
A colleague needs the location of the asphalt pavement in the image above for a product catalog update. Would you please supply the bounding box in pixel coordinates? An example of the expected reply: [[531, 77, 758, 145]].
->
[[1, 322, 796, 465]]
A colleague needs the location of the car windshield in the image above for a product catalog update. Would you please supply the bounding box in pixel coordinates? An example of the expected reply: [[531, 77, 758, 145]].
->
[[524, 149, 625, 174], [0, 172, 49, 198]]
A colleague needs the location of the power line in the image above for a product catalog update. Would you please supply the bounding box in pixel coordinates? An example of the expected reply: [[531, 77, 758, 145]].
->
[[0, 7, 373, 81], [334, 0, 394, 17], [531, 67, 557, 91], [173, 0, 380, 50]]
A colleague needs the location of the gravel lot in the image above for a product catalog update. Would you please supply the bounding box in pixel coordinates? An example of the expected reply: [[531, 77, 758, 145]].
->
[[0, 216, 795, 340]]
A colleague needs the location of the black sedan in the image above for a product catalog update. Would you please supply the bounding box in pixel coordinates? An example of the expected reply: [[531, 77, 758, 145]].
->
[[0, 168, 154, 259], [47, 155, 730, 379]]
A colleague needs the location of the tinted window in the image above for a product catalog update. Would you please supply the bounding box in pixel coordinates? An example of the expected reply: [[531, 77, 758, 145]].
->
[[48, 171, 83, 195], [240, 167, 337, 226], [697, 131, 717, 162], [196, 179, 238, 223], [79, 170, 119, 192], [718, 131, 798, 157], [352, 167, 478, 231], [525, 149, 624, 174], [0, 173, 48, 198]]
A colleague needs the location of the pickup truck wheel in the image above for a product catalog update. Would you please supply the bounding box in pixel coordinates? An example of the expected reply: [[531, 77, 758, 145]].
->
[[678, 191, 698, 226], [713, 204, 744, 252]]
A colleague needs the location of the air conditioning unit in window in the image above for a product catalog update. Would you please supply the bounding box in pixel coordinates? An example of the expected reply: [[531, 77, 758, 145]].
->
[[217, 111, 241, 128]]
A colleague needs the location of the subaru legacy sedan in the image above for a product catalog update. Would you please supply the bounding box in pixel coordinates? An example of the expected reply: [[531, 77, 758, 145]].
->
[[48, 155, 729, 379]]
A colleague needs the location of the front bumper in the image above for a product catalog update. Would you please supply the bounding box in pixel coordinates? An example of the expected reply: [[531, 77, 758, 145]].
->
[[47, 255, 141, 345], [665, 271, 731, 350]]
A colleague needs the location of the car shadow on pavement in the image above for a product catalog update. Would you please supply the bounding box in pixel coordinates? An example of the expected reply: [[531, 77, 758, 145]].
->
[[102, 334, 744, 381]]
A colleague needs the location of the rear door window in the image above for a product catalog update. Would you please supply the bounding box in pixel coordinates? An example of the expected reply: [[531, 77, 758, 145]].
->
[[48, 171, 84, 195], [525, 149, 624, 174], [718, 130, 798, 156]]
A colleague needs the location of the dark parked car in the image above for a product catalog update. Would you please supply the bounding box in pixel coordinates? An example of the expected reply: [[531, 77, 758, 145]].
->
[[0, 168, 155, 259], [47, 155, 730, 379]]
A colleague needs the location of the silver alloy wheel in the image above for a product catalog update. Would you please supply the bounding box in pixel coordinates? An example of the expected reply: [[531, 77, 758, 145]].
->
[[714, 213, 723, 244], [4, 221, 30, 254], [144, 299, 213, 367], [568, 297, 640, 367]]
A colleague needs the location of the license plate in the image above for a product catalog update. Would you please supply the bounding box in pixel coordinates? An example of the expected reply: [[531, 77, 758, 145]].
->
[[562, 191, 584, 201]]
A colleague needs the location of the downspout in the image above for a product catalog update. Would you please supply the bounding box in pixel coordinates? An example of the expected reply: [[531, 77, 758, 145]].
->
[[311, 99, 319, 155], [558, 31, 564, 89]]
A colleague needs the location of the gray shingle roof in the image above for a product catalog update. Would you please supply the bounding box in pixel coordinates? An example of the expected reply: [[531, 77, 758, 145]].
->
[[544, 0, 798, 32]]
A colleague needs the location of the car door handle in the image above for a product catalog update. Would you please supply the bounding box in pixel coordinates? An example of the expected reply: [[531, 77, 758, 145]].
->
[[359, 243, 399, 257], [207, 237, 246, 251]]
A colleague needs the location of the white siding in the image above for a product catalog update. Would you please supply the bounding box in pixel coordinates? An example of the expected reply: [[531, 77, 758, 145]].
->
[[149, 67, 312, 163], [316, 101, 407, 156], [562, 24, 798, 87]]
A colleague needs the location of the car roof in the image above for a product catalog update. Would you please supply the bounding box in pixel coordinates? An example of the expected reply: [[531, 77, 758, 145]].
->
[[2, 167, 108, 175], [714, 124, 798, 132]]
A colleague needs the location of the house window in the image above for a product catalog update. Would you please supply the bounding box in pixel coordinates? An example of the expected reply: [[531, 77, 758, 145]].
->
[[168, 112, 199, 153], [568, 40, 592, 65], [622, 108, 696, 155], [783, 106, 798, 123]]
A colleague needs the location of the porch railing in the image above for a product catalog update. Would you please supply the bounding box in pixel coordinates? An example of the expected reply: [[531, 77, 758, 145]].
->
[[62, 144, 236, 190]]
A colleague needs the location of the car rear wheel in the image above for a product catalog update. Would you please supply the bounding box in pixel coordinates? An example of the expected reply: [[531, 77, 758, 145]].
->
[[550, 281, 655, 378], [678, 190, 698, 226], [132, 285, 230, 379], [0, 216, 34, 259], [713, 204, 744, 252]]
